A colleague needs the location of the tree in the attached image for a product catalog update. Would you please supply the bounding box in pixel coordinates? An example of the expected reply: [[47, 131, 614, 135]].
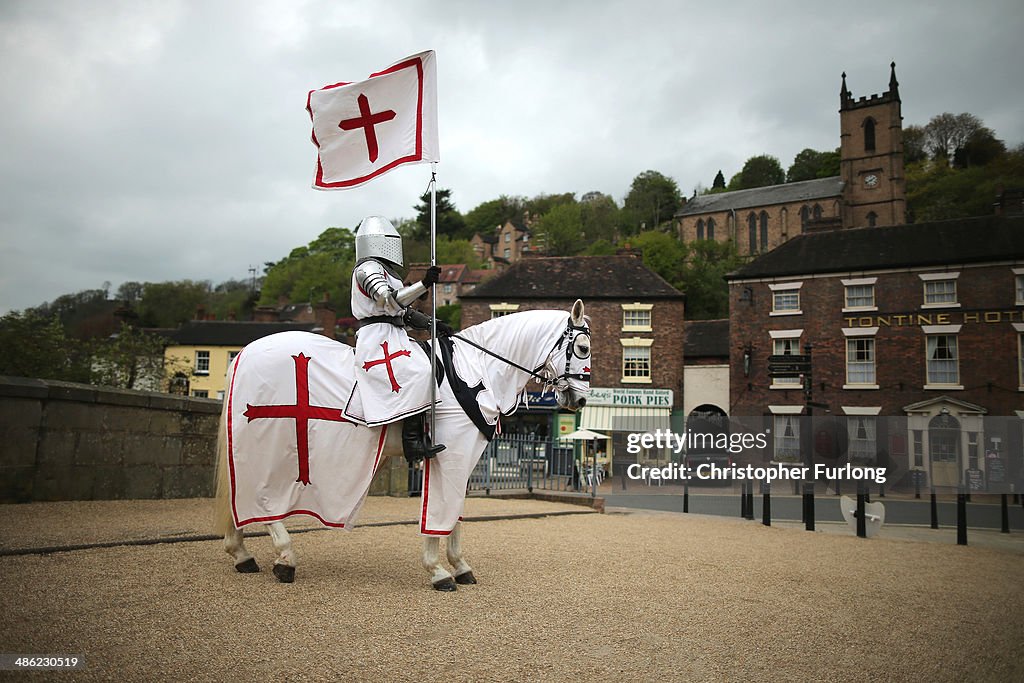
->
[[903, 125, 929, 165], [89, 323, 177, 390], [679, 241, 745, 320], [622, 170, 681, 234], [413, 188, 466, 240], [259, 227, 356, 315], [0, 311, 90, 382], [579, 191, 619, 243], [712, 170, 726, 189], [925, 112, 983, 163], [735, 155, 785, 189], [116, 281, 145, 305], [954, 127, 1005, 169], [463, 195, 525, 237], [137, 280, 211, 328], [535, 202, 584, 256], [523, 192, 576, 222], [628, 230, 687, 287], [786, 148, 840, 183]]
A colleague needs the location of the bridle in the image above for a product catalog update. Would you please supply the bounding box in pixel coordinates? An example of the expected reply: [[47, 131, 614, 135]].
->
[[450, 317, 591, 394]]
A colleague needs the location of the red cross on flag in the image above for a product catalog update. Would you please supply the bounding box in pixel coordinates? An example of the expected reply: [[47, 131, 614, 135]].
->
[[307, 50, 439, 190]]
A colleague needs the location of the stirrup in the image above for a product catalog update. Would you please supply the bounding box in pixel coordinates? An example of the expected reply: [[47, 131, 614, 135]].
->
[[402, 415, 446, 464]]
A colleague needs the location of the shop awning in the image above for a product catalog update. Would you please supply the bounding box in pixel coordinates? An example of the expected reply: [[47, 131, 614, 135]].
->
[[578, 405, 671, 433]]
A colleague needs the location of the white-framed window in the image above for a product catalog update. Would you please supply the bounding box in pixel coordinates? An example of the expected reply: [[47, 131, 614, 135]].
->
[[773, 415, 800, 462], [192, 389, 209, 398], [1014, 269, 1024, 305], [216, 390, 225, 401], [489, 303, 519, 319], [912, 430, 924, 468], [503, 248, 511, 259], [769, 329, 803, 387], [621, 303, 653, 332], [504, 232, 511, 243], [443, 284, 453, 294], [842, 277, 878, 311], [621, 338, 653, 383], [846, 337, 876, 386], [926, 334, 959, 386], [195, 350, 210, 375], [847, 416, 877, 463], [769, 282, 802, 316], [920, 272, 959, 308], [228, 350, 240, 367]]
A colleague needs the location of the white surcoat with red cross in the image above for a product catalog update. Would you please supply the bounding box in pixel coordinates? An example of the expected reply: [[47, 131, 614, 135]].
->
[[344, 264, 434, 426]]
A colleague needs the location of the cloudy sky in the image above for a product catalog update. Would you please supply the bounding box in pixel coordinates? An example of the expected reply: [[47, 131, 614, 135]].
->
[[1, 0, 1022, 314]]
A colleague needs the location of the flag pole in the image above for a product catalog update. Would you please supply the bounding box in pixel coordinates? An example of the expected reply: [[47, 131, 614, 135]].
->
[[429, 163, 438, 443]]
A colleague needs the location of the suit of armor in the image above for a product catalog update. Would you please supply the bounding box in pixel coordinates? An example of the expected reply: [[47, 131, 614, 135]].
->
[[347, 215, 444, 462]]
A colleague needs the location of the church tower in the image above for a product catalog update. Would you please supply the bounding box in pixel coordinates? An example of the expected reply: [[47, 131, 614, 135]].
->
[[839, 63, 906, 228]]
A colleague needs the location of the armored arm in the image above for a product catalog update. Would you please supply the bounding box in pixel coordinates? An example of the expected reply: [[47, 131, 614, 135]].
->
[[354, 260, 427, 312]]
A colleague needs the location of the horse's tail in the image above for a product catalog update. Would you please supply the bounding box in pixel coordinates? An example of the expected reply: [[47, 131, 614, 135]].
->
[[212, 394, 235, 537]]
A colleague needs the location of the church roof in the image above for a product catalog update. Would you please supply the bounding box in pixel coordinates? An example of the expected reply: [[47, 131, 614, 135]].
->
[[676, 177, 845, 217], [726, 215, 1024, 280], [168, 321, 321, 346], [461, 255, 684, 300]]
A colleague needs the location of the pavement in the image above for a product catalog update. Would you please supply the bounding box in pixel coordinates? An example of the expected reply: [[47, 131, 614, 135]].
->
[[1, 494, 1023, 682]]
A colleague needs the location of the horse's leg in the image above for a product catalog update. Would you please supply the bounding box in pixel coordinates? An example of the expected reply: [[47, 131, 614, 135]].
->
[[446, 521, 476, 585], [267, 522, 297, 583], [422, 536, 456, 591], [224, 527, 259, 573]]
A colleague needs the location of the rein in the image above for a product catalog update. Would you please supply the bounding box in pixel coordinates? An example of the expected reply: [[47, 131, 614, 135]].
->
[[450, 332, 547, 381]]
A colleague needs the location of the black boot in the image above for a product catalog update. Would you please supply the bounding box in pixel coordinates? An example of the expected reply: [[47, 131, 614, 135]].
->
[[402, 413, 445, 465]]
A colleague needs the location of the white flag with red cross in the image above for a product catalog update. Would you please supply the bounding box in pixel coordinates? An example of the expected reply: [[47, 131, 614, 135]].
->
[[307, 50, 439, 190]]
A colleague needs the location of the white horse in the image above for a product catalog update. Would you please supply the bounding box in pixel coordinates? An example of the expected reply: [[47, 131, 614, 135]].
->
[[213, 300, 591, 590]]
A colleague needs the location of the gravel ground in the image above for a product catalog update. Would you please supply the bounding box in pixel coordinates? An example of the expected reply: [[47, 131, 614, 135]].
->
[[1, 499, 1022, 682]]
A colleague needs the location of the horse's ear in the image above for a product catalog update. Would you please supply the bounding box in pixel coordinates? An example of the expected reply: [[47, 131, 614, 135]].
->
[[571, 299, 585, 326]]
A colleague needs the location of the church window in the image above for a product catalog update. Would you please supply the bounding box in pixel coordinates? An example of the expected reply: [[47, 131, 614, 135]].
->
[[867, 211, 878, 227], [864, 118, 876, 152], [707, 218, 715, 240], [812, 204, 822, 220], [748, 213, 757, 253], [759, 211, 769, 251], [696, 219, 704, 240], [800, 206, 810, 233]]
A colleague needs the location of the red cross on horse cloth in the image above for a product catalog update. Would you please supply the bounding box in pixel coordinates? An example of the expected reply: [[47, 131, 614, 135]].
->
[[243, 353, 349, 485], [307, 50, 439, 190], [227, 331, 388, 529]]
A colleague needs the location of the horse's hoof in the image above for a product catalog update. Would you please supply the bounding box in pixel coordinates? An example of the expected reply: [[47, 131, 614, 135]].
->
[[454, 571, 477, 585], [432, 577, 457, 592], [273, 564, 296, 583], [235, 558, 260, 573]]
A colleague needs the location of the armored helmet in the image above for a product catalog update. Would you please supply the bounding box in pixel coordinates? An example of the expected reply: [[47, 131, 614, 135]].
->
[[355, 215, 403, 268]]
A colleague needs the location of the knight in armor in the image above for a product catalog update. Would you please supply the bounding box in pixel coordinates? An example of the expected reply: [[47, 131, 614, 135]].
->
[[351, 215, 451, 464]]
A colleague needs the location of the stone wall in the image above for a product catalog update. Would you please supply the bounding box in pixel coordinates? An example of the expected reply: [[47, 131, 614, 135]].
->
[[0, 376, 409, 504], [0, 376, 224, 503]]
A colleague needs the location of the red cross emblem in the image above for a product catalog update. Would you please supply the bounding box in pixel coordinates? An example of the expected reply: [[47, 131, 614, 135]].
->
[[243, 353, 349, 485], [362, 341, 412, 393], [338, 93, 396, 163]]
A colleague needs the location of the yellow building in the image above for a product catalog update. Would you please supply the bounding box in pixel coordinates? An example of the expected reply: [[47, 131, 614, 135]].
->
[[165, 321, 325, 399]]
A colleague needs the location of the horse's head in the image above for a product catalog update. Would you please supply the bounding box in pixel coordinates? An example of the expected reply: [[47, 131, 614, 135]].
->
[[544, 299, 591, 412]]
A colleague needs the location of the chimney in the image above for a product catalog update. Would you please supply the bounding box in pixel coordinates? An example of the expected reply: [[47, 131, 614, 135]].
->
[[194, 305, 205, 320]]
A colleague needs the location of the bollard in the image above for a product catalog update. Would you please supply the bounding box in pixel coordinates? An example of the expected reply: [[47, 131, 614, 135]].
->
[[930, 487, 939, 529], [856, 480, 866, 539], [744, 480, 754, 520], [762, 481, 771, 527], [683, 479, 689, 513], [879, 482, 885, 498], [957, 489, 968, 546], [740, 480, 748, 519], [1002, 494, 1010, 534], [804, 481, 815, 531]]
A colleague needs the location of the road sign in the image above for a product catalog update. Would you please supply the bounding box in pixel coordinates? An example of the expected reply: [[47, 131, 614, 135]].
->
[[767, 354, 810, 364]]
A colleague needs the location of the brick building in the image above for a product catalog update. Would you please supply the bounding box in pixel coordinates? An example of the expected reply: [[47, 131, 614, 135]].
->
[[470, 220, 537, 267], [461, 254, 686, 464], [725, 214, 1024, 491], [676, 63, 906, 256], [405, 263, 494, 307]]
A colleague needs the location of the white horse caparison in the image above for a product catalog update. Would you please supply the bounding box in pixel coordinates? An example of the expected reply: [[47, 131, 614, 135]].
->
[[213, 300, 591, 590]]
